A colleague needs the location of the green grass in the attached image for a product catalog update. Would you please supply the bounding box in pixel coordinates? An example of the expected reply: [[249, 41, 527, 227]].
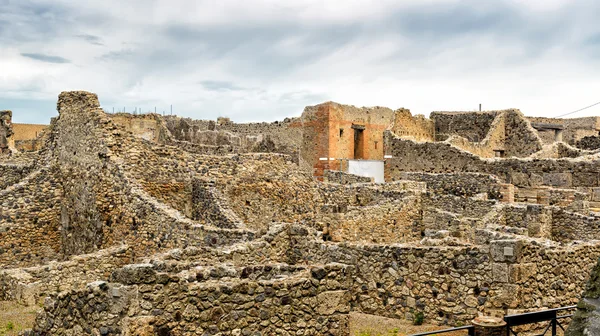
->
[[0, 301, 38, 336]]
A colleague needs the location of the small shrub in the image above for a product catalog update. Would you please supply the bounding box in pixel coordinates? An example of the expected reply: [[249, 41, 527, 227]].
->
[[413, 311, 425, 325], [6, 321, 14, 330]]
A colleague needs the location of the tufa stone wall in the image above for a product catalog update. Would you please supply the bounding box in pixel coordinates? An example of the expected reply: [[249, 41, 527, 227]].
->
[[0, 110, 14, 154], [0, 167, 63, 268], [431, 110, 543, 158], [390, 108, 434, 142], [384, 131, 600, 188], [432, 111, 499, 142], [527, 116, 600, 146]]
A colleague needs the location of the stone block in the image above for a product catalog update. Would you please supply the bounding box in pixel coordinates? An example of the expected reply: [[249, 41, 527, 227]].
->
[[509, 263, 537, 283], [316, 290, 350, 315], [111, 264, 156, 285], [492, 263, 509, 283], [490, 240, 522, 263], [543, 173, 572, 187]]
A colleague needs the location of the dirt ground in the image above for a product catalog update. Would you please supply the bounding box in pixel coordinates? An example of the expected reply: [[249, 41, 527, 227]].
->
[[349, 312, 468, 336], [0, 301, 38, 336]]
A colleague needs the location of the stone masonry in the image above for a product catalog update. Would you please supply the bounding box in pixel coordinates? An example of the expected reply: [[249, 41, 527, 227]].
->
[[2, 92, 600, 335]]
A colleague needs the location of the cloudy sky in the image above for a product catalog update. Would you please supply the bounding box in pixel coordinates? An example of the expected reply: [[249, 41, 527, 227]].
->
[[1, 0, 599, 124]]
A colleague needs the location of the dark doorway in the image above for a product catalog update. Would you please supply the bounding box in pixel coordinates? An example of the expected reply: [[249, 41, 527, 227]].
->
[[354, 128, 364, 159]]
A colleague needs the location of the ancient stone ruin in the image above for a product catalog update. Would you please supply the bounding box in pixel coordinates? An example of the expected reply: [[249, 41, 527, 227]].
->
[[3, 91, 600, 335]]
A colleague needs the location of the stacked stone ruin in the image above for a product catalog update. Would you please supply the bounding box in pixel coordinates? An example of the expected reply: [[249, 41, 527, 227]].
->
[[2, 92, 600, 335]]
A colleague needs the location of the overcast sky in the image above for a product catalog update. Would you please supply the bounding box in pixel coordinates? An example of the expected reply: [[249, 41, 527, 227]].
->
[[1, 0, 599, 124]]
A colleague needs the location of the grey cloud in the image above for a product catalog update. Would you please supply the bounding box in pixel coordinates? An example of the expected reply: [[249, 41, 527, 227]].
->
[[77, 34, 104, 45], [21, 53, 70, 63], [98, 49, 135, 61], [200, 80, 247, 92], [278, 91, 329, 103], [0, 2, 72, 44]]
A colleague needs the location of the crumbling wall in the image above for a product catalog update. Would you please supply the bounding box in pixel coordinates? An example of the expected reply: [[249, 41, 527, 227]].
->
[[0, 167, 63, 268], [110, 113, 167, 142], [433, 110, 542, 158], [503, 109, 543, 157], [0, 164, 34, 190], [323, 170, 373, 184], [0, 110, 14, 154], [54, 92, 109, 255], [0, 245, 132, 306], [576, 135, 600, 150], [191, 178, 244, 229], [329, 196, 423, 244], [30, 263, 352, 336], [384, 131, 600, 188], [444, 111, 506, 158], [391, 108, 434, 141], [400, 172, 503, 199], [527, 116, 600, 145], [432, 111, 499, 142], [163, 115, 302, 160]]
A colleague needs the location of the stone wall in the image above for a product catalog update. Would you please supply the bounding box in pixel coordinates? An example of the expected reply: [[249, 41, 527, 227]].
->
[[323, 170, 373, 184], [329, 196, 423, 244], [163, 115, 302, 161], [29, 262, 352, 336], [0, 167, 63, 268], [431, 110, 543, 158], [0, 163, 34, 190], [391, 109, 434, 142], [110, 113, 167, 142], [0, 110, 14, 153], [527, 116, 600, 145], [575, 135, 600, 150], [191, 178, 244, 229], [0, 245, 132, 306], [400, 172, 503, 199], [22, 217, 600, 335], [503, 109, 544, 157], [384, 131, 600, 188], [432, 111, 499, 142]]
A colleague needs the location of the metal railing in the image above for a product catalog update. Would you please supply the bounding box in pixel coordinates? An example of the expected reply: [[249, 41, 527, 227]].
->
[[504, 305, 576, 336], [409, 325, 475, 336], [408, 305, 577, 336]]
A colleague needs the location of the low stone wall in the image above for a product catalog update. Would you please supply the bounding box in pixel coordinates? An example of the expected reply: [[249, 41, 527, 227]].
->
[[329, 196, 423, 244], [29, 262, 352, 336], [0, 245, 132, 306], [323, 170, 374, 184], [400, 172, 503, 199]]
